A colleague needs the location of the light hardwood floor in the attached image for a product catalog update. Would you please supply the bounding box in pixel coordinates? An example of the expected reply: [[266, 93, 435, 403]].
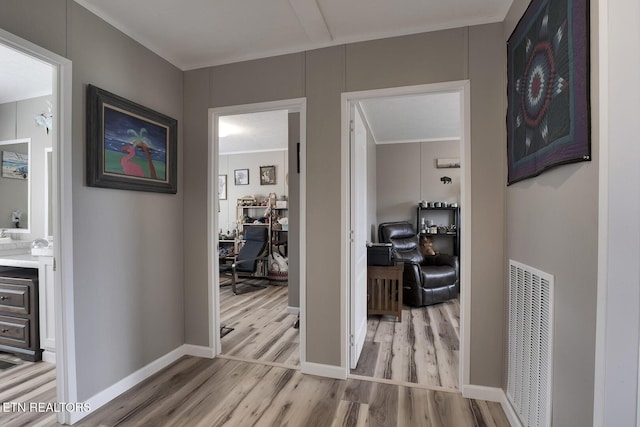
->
[[1, 356, 508, 427], [220, 280, 299, 366], [0, 353, 57, 427], [0, 291, 505, 427], [77, 356, 508, 427], [352, 299, 460, 390]]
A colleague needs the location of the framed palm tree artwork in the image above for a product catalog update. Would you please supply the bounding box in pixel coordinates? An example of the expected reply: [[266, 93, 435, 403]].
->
[[86, 84, 178, 193]]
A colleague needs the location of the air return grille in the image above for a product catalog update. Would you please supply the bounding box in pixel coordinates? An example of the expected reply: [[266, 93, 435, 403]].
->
[[507, 260, 554, 427]]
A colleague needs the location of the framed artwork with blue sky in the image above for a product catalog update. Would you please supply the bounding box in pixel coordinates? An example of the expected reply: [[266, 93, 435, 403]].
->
[[86, 85, 177, 193]]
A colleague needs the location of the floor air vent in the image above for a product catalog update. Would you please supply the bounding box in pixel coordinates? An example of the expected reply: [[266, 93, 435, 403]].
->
[[507, 260, 554, 427]]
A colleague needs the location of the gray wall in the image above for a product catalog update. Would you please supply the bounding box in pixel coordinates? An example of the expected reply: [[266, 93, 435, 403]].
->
[[184, 25, 506, 385], [504, 1, 599, 426], [376, 140, 461, 231], [1, 1, 185, 401], [68, 3, 184, 400]]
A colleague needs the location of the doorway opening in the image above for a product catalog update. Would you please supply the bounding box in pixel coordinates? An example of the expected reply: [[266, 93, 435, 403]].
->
[[341, 81, 471, 391], [0, 28, 75, 424], [209, 99, 307, 368]]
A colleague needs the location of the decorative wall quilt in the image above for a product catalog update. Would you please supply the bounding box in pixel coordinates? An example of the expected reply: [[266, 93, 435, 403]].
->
[[507, 0, 590, 184]]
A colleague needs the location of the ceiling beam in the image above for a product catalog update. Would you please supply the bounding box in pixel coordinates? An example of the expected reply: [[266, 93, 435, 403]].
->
[[287, 0, 332, 43]]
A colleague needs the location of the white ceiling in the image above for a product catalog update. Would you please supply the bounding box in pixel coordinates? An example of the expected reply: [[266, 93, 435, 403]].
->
[[73, 0, 512, 71], [219, 110, 289, 155], [0, 44, 53, 104], [219, 92, 460, 154], [359, 93, 460, 144]]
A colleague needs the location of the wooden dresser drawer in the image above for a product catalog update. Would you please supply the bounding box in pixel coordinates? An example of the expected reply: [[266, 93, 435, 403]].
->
[[0, 282, 30, 315], [0, 315, 29, 348]]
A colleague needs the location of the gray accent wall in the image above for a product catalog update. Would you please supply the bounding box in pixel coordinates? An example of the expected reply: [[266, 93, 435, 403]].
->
[[1, 1, 185, 401], [184, 26, 506, 382], [504, 1, 599, 425], [376, 140, 461, 232], [68, 3, 185, 401]]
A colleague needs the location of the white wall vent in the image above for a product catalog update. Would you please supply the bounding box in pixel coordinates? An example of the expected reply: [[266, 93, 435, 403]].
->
[[507, 260, 554, 427]]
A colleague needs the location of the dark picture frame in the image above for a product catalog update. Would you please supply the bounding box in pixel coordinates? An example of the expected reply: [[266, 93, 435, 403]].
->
[[86, 84, 178, 193], [506, 0, 590, 184], [218, 174, 227, 200], [234, 168, 249, 185], [260, 165, 276, 185]]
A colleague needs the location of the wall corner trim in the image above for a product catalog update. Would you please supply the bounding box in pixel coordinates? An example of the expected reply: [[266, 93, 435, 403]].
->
[[183, 344, 216, 359], [69, 344, 208, 424], [287, 306, 300, 315], [301, 362, 346, 380], [462, 385, 522, 427]]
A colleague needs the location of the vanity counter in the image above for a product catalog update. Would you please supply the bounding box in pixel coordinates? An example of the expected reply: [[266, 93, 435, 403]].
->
[[0, 252, 39, 268]]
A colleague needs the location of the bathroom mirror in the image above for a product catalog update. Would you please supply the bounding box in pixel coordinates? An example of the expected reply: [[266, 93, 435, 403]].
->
[[0, 138, 31, 232]]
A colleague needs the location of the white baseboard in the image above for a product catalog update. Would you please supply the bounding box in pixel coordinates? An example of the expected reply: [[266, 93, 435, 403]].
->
[[183, 344, 215, 358], [301, 361, 346, 380], [287, 306, 300, 315], [68, 344, 189, 424], [462, 384, 504, 402], [500, 392, 523, 427], [42, 350, 56, 364], [462, 385, 522, 427]]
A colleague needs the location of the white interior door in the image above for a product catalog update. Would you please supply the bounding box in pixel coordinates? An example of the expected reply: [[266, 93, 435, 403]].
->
[[350, 103, 368, 369]]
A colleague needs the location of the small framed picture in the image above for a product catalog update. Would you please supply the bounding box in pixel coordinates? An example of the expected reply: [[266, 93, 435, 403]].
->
[[218, 174, 227, 200], [234, 169, 249, 185], [260, 165, 276, 185]]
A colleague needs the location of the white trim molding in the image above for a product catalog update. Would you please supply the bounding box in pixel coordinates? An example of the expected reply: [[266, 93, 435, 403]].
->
[[208, 98, 308, 368], [340, 81, 472, 387], [70, 345, 193, 424], [462, 385, 522, 427], [183, 344, 215, 359], [301, 362, 346, 380], [42, 351, 56, 364], [0, 27, 76, 426], [462, 384, 504, 402], [287, 306, 300, 315]]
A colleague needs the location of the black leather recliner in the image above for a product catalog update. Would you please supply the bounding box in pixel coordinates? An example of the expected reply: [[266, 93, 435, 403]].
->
[[378, 221, 459, 307]]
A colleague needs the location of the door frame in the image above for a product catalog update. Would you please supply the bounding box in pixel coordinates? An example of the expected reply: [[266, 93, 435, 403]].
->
[[348, 103, 369, 369], [341, 81, 471, 389], [208, 98, 307, 362], [0, 29, 77, 424]]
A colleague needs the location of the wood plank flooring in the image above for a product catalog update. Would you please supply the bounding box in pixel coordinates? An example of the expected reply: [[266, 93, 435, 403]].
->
[[0, 287, 471, 426], [77, 356, 509, 427], [0, 353, 57, 427], [220, 280, 299, 366], [352, 298, 460, 390]]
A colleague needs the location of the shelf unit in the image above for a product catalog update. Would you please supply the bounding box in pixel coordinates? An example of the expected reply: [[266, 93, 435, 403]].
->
[[416, 205, 460, 256], [236, 205, 271, 276], [234, 202, 288, 276], [270, 207, 288, 256]]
